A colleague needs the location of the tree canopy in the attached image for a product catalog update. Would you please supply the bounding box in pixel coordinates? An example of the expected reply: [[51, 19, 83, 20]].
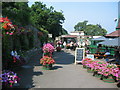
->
[[30, 2, 65, 39], [74, 20, 107, 36], [2, 2, 30, 26], [2, 2, 68, 39], [61, 28, 68, 35]]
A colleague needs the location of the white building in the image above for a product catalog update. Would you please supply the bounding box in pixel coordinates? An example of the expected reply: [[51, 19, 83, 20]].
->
[[69, 31, 84, 36]]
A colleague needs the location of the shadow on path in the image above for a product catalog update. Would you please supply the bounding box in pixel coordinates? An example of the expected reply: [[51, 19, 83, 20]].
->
[[53, 50, 75, 65], [12, 50, 43, 88], [51, 66, 63, 70], [12, 49, 75, 88]]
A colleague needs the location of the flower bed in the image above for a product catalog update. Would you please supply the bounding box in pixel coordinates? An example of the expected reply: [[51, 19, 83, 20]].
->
[[82, 58, 120, 83]]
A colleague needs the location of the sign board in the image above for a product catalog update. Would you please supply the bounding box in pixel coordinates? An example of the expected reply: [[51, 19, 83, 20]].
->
[[86, 54, 94, 60], [75, 48, 85, 64]]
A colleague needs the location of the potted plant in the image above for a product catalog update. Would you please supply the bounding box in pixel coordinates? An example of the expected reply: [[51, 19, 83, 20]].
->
[[82, 58, 92, 68], [98, 64, 118, 83], [1, 70, 20, 88], [42, 43, 54, 57], [40, 56, 55, 70]]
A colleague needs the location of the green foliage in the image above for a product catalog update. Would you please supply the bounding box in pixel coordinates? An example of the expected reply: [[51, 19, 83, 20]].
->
[[19, 33, 29, 51], [85, 24, 107, 36], [2, 2, 66, 69], [2, 2, 30, 25], [74, 20, 107, 36], [2, 35, 13, 69], [74, 20, 88, 31], [30, 2, 65, 39], [27, 31, 34, 49], [38, 27, 48, 34], [61, 28, 68, 35], [2, 1, 66, 39], [37, 28, 48, 46], [13, 34, 21, 51]]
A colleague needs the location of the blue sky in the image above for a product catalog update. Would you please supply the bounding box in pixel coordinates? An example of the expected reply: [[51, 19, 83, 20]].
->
[[28, 1, 118, 34]]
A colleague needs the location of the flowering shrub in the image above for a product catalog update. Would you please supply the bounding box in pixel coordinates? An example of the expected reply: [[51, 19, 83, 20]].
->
[[40, 56, 55, 65], [82, 58, 120, 80], [1, 70, 20, 88], [43, 43, 54, 57], [14, 26, 26, 35], [82, 58, 92, 66]]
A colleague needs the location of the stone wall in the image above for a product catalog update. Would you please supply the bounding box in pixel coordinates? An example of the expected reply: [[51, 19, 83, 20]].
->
[[25, 25, 41, 49]]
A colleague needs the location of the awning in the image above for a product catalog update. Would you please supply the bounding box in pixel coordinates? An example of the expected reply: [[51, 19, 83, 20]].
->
[[98, 37, 120, 46], [91, 36, 109, 41]]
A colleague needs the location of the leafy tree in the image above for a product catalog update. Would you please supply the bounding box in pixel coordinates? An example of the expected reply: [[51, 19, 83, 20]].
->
[[74, 20, 107, 36], [2, 1, 66, 39], [85, 24, 107, 36], [2, 2, 30, 26], [61, 28, 68, 35], [74, 20, 88, 31], [30, 2, 65, 39]]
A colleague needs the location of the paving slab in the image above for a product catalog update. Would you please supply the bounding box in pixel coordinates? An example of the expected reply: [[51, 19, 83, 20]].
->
[[31, 50, 118, 88]]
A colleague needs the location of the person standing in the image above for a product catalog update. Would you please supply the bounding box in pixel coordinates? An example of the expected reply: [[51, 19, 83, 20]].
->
[[104, 51, 110, 62], [63, 41, 66, 48]]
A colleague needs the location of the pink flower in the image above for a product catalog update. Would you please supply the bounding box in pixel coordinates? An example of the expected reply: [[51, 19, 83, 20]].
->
[[9, 81, 14, 83], [6, 32, 9, 34], [43, 43, 54, 53], [9, 32, 13, 35]]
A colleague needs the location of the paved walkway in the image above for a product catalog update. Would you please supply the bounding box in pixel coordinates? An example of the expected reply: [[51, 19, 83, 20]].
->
[[15, 49, 118, 88]]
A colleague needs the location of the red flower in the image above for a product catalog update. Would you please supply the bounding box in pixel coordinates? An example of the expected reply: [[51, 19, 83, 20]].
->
[[40, 56, 55, 65], [0, 17, 10, 22], [0, 17, 4, 22]]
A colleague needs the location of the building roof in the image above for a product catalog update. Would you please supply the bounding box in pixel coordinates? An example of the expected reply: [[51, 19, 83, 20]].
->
[[105, 29, 120, 37], [98, 37, 120, 46], [91, 36, 108, 41]]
